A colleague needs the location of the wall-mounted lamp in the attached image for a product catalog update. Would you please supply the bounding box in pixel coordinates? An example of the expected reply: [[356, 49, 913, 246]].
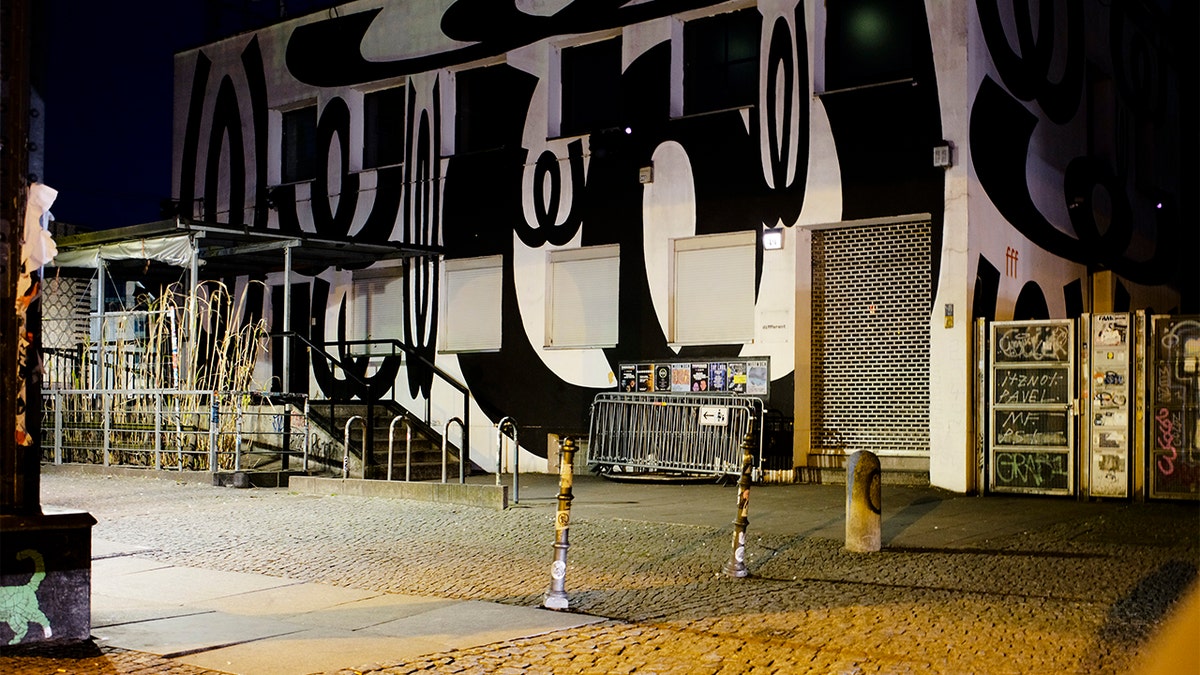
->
[[762, 227, 784, 250]]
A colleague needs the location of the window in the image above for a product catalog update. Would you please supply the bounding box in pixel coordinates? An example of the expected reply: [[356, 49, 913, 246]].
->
[[351, 266, 404, 354], [442, 256, 503, 352], [683, 9, 760, 115], [364, 86, 407, 169], [560, 38, 623, 137], [455, 65, 526, 154], [281, 105, 318, 183], [546, 245, 620, 348], [672, 231, 755, 345], [824, 0, 916, 91]]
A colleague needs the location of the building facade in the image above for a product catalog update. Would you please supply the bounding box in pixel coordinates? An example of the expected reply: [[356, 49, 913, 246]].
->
[[171, 0, 1195, 492]]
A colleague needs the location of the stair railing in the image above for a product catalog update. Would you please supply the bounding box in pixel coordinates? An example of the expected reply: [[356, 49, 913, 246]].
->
[[444, 417, 465, 484], [387, 414, 406, 481], [342, 415, 365, 478], [497, 417, 519, 504], [272, 332, 472, 478]]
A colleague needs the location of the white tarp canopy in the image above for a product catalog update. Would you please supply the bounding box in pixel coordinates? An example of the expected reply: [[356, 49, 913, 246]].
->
[[50, 233, 198, 269]]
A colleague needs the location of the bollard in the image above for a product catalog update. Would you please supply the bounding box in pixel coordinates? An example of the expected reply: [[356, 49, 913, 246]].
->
[[543, 437, 576, 609], [723, 421, 756, 578], [845, 450, 882, 552]]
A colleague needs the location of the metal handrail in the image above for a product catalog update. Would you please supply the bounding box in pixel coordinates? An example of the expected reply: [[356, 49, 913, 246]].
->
[[444, 417, 465, 484], [497, 417, 519, 504], [274, 331, 473, 481], [387, 414, 406, 481], [342, 415, 365, 478]]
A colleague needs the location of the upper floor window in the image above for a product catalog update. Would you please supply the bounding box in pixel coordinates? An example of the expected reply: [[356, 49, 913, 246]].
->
[[546, 245, 620, 348], [442, 255, 503, 352], [456, 65, 526, 154], [672, 231, 755, 345], [560, 38, 623, 137], [281, 105, 317, 184], [824, 0, 916, 91], [683, 9, 760, 116], [364, 86, 407, 169]]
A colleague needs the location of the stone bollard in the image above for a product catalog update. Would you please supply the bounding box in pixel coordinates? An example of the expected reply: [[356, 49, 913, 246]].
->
[[723, 421, 756, 578], [845, 450, 882, 552], [543, 437, 576, 609]]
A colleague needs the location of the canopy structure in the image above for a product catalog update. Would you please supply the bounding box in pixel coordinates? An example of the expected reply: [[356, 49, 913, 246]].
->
[[49, 218, 439, 276], [47, 218, 441, 392]]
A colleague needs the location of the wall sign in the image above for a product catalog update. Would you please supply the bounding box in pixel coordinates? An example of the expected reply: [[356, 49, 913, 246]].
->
[[989, 320, 1075, 495]]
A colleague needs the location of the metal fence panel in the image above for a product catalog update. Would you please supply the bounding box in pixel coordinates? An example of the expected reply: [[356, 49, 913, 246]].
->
[[587, 393, 763, 477]]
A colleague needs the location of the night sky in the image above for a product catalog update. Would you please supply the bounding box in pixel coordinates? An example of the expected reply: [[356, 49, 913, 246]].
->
[[35, 0, 339, 231]]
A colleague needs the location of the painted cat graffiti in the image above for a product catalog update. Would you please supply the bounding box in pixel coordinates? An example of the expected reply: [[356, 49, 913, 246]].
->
[[1, 549, 52, 645]]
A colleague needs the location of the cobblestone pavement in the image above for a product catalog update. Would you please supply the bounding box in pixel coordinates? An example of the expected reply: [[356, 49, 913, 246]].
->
[[3, 470, 1197, 674]]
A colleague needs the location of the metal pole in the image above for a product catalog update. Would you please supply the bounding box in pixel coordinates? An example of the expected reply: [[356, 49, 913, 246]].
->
[[54, 391, 62, 465], [342, 415, 364, 478], [387, 415, 404, 481], [154, 393, 162, 471], [102, 392, 111, 467], [543, 436, 576, 609], [302, 397, 310, 472], [208, 392, 218, 471], [497, 417, 518, 503], [405, 424, 412, 482], [724, 420, 756, 578], [234, 394, 243, 472], [282, 246, 292, 394], [443, 417, 464, 484]]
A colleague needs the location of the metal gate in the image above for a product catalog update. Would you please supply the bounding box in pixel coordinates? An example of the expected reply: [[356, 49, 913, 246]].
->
[[587, 393, 763, 477], [811, 220, 932, 456]]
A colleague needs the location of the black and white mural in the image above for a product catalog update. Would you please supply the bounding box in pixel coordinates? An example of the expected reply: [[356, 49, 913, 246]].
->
[[172, 0, 1193, 481]]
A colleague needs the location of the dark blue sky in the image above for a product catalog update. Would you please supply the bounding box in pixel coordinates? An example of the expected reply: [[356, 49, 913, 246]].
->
[[36, 0, 339, 230]]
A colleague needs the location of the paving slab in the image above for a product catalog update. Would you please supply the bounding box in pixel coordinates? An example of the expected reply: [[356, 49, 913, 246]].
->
[[360, 599, 606, 648], [91, 610, 302, 657], [179, 628, 456, 675], [192, 581, 386, 618], [94, 562, 303, 605]]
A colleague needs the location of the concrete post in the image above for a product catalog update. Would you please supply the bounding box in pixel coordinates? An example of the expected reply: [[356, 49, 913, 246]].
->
[[724, 421, 756, 578], [845, 450, 882, 552], [543, 437, 576, 610]]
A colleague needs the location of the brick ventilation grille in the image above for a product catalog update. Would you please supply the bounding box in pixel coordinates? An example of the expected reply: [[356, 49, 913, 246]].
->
[[812, 221, 932, 455]]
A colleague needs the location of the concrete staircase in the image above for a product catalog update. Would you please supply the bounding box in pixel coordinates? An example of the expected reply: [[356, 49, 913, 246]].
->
[[307, 401, 478, 481]]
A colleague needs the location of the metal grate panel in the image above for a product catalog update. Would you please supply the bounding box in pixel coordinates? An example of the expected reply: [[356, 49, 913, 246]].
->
[[811, 221, 931, 455]]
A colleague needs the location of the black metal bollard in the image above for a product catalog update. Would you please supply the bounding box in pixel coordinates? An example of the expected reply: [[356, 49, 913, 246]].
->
[[723, 421, 756, 578], [543, 436, 576, 609]]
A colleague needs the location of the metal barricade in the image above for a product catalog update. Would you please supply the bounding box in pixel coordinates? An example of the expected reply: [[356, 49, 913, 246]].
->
[[587, 393, 763, 477]]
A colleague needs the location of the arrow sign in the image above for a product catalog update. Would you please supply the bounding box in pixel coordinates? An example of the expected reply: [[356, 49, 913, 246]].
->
[[699, 406, 729, 426]]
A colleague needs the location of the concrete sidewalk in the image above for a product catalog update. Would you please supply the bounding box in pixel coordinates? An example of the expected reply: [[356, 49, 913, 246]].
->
[[90, 538, 603, 675]]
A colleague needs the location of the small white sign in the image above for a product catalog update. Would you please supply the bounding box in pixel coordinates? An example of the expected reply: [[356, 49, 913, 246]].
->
[[699, 406, 729, 426]]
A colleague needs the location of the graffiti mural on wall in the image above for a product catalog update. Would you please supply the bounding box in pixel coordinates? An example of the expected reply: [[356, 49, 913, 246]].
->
[[969, 0, 1194, 319], [1150, 317, 1200, 499]]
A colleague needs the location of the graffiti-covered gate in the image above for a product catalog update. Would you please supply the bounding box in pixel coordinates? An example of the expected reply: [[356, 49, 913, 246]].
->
[[981, 314, 1199, 501]]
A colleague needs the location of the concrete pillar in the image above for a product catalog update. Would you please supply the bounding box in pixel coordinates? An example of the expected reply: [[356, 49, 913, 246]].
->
[[845, 450, 881, 552]]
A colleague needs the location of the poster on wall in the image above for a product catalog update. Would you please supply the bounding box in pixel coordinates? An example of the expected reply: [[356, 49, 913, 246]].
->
[[671, 363, 691, 392], [708, 362, 727, 392], [1149, 315, 1200, 501], [654, 364, 671, 392], [988, 320, 1076, 496], [1088, 313, 1131, 498], [618, 358, 771, 401]]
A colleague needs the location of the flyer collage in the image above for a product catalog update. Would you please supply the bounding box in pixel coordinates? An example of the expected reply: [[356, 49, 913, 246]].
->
[[618, 358, 770, 399]]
